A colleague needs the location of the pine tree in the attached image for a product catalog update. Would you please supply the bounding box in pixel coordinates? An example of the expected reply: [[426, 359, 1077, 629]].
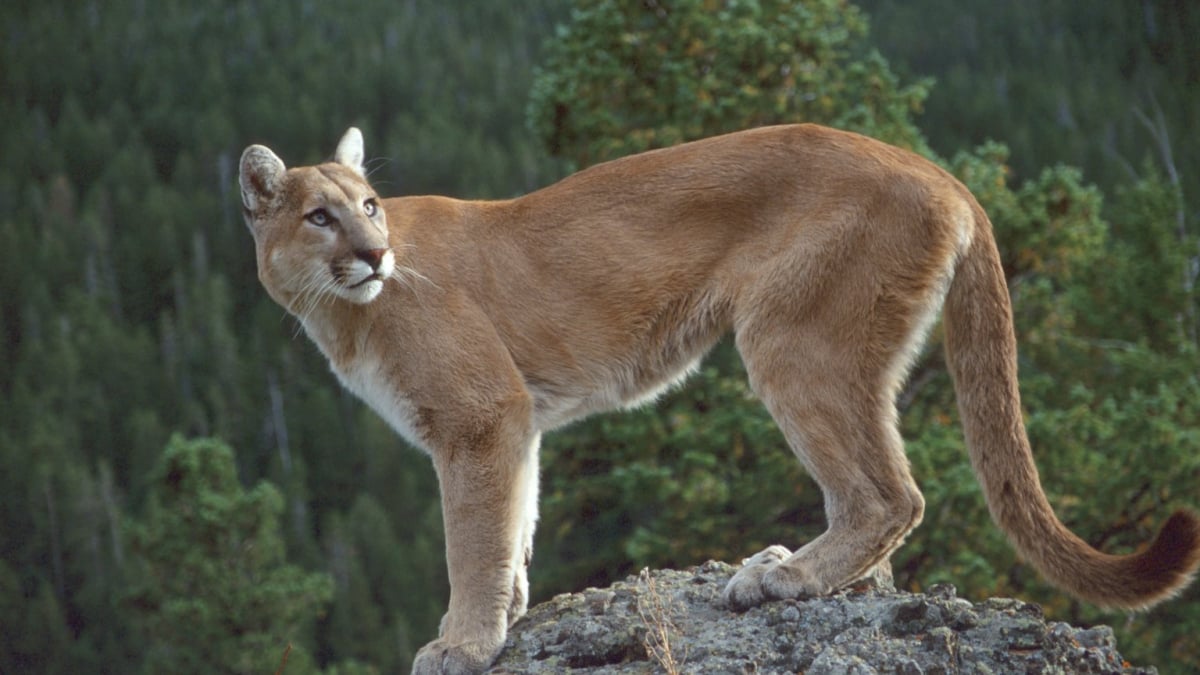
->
[[125, 436, 333, 675]]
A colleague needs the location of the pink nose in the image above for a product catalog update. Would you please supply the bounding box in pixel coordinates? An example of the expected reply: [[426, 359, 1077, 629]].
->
[[356, 248, 388, 269]]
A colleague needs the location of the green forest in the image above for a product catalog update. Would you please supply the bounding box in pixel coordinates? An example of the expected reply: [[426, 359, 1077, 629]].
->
[[1, 0, 1197, 673]]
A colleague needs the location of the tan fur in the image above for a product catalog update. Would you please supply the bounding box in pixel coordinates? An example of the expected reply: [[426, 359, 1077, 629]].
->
[[239, 125, 1200, 675]]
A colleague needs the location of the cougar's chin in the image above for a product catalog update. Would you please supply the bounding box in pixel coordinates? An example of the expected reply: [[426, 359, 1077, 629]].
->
[[343, 278, 385, 304]]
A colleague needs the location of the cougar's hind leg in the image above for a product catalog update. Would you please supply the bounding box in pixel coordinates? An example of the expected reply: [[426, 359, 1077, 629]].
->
[[723, 318, 925, 610]]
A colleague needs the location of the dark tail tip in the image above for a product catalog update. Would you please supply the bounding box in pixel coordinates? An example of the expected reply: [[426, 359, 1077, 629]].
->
[[1130, 509, 1200, 606]]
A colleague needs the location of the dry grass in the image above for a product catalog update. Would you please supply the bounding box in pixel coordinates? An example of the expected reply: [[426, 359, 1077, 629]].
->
[[636, 569, 687, 675]]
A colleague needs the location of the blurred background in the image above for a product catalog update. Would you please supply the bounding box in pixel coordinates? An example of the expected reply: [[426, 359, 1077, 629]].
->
[[1, 0, 1197, 672]]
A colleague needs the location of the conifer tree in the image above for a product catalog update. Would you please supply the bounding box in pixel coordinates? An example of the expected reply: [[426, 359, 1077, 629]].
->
[[125, 436, 333, 675]]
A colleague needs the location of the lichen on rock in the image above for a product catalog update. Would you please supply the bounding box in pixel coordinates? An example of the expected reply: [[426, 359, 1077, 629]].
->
[[490, 561, 1155, 674]]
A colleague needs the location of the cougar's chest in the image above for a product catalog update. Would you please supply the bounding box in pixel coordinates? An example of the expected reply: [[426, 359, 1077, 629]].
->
[[331, 353, 428, 454]]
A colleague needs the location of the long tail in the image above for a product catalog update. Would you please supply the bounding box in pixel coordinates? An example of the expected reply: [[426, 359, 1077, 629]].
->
[[941, 197, 1200, 609]]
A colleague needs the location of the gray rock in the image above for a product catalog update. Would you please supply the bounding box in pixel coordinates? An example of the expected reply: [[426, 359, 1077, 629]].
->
[[490, 561, 1155, 674]]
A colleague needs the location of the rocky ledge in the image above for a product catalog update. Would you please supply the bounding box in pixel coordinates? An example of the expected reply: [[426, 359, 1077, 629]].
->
[[491, 561, 1153, 674]]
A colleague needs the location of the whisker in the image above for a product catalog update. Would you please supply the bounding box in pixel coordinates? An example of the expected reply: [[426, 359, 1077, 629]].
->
[[390, 263, 436, 293], [300, 277, 337, 326], [392, 266, 439, 290], [286, 266, 336, 339]]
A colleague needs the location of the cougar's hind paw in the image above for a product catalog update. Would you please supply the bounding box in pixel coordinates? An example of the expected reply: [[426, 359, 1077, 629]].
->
[[722, 545, 792, 611]]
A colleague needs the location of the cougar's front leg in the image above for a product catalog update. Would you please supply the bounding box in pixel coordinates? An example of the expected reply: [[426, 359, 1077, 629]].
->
[[508, 436, 540, 627], [412, 394, 537, 675]]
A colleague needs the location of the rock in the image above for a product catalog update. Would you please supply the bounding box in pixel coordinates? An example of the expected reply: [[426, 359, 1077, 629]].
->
[[490, 561, 1155, 674]]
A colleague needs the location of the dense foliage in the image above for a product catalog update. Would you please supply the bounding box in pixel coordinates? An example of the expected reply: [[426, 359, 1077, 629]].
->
[[0, 0, 1196, 673], [125, 436, 334, 674], [528, 0, 930, 164]]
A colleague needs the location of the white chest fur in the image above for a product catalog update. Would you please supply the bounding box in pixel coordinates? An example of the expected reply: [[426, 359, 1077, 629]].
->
[[299, 313, 428, 453], [332, 355, 428, 454]]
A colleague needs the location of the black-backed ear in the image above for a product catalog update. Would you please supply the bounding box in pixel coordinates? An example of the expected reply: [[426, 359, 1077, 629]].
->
[[239, 144, 287, 216], [334, 127, 365, 177]]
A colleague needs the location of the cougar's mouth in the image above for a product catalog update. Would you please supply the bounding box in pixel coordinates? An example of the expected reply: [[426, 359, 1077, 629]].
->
[[349, 273, 384, 289]]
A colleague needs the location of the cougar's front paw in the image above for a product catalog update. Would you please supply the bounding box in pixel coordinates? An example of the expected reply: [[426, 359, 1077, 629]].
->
[[508, 573, 529, 627], [722, 545, 791, 611], [411, 636, 503, 675]]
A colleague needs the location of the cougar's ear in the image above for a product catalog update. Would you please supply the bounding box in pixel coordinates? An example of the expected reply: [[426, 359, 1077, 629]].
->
[[334, 127, 365, 177], [239, 144, 286, 217]]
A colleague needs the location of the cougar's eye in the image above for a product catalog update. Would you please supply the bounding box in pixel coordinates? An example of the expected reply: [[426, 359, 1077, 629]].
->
[[306, 208, 331, 227], [363, 198, 378, 217]]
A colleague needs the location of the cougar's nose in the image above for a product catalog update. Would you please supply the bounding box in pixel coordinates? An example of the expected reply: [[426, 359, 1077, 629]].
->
[[356, 248, 388, 270]]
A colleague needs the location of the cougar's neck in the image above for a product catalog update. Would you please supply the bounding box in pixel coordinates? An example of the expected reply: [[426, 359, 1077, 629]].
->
[[296, 298, 380, 373]]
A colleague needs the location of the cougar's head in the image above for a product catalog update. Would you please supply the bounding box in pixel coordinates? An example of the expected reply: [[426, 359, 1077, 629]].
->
[[239, 127, 395, 309]]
